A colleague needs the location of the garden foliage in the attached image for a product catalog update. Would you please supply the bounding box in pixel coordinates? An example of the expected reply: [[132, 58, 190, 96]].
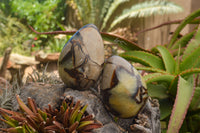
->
[[118, 9, 200, 133]]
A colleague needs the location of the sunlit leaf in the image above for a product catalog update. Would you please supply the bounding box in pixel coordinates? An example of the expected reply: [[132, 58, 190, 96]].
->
[[144, 73, 175, 84], [168, 9, 200, 48], [120, 51, 165, 69], [155, 45, 176, 74], [167, 76, 195, 133]]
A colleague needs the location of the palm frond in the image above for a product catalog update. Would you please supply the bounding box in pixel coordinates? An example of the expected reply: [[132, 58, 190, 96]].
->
[[89, 0, 95, 24], [99, 0, 113, 28], [109, 0, 183, 31], [101, 0, 129, 31]]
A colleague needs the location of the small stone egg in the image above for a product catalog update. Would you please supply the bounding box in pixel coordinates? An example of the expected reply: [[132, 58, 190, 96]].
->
[[58, 24, 104, 90], [101, 55, 148, 118]]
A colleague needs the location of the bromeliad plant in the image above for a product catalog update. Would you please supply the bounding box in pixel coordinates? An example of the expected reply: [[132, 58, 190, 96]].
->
[[0, 95, 102, 133]]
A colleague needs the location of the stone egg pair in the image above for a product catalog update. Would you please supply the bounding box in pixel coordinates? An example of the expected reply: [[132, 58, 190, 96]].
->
[[58, 24, 148, 118]]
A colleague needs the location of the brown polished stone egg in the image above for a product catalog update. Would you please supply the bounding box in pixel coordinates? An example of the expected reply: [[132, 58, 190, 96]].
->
[[58, 24, 104, 90]]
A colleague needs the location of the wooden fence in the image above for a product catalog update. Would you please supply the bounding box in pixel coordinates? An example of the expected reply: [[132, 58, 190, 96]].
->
[[136, 0, 200, 49]]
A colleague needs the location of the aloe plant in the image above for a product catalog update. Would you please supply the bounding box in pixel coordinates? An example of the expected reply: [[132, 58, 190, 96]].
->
[[119, 9, 200, 133], [0, 95, 102, 132], [120, 32, 200, 133]]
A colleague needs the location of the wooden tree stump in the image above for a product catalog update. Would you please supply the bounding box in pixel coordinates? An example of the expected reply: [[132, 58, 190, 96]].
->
[[0, 47, 12, 78]]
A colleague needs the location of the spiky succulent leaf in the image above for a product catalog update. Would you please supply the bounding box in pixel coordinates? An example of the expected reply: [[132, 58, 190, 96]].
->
[[168, 75, 179, 95], [147, 84, 169, 99], [159, 98, 173, 120], [180, 46, 200, 71], [0, 113, 19, 128], [77, 120, 94, 130], [190, 87, 200, 110], [101, 32, 147, 51], [0, 109, 21, 128], [120, 51, 165, 69], [2, 126, 26, 133], [135, 66, 169, 74], [16, 95, 34, 116], [69, 121, 79, 133], [69, 101, 81, 125], [27, 97, 37, 114], [80, 123, 103, 132], [171, 30, 196, 49], [167, 76, 195, 133], [109, 0, 182, 30], [155, 45, 176, 74], [181, 31, 200, 61], [0, 96, 102, 132], [180, 68, 200, 77], [168, 8, 200, 48], [76, 104, 88, 122], [143, 73, 175, 84], [37, 109, 47, 121]]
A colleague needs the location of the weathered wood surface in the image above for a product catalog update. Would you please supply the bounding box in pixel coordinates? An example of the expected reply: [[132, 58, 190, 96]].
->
[[0, 47, 12, 78], [137, 0, 200, 49]]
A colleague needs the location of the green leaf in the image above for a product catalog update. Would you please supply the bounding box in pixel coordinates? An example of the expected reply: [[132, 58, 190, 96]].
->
[[181, 28, 200, 63], [190, 87, 200, 110], [167, 76, 195, 133], [168, 9, 200, 48], [0, 112, 19, 127], [24, 124, 36, 133], [143, 73, 175, 84], [101, 32, 147, 51], [109, 0, 182, 30], [69, 101, 81, 125], [182, 38, 200, 62], [194, 27, 200, 41], [160, 98, 173, 120], [171, 30, 196, 49], [180, 68, 200, 77], [168, 75, 179, 95], [77, 121, 94, 130], [180, 46, 200, 71], [38, 109, 47, 121], [135, 66, 168, 74], [76, 104, 88, 122], [120, 51, 165, 69], [5, 126, 25, 133], [147, 84, 169, 99], [155, 45, 176, 74]]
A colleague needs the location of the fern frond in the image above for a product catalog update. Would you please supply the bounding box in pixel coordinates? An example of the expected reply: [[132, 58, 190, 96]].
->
[[109, 0, 183, 31], [101, 0, 129, 31]]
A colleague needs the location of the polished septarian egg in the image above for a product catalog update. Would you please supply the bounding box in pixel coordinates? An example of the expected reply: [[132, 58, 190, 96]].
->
[[101, 55, 148, 118], [58, 24, 104, 90]]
